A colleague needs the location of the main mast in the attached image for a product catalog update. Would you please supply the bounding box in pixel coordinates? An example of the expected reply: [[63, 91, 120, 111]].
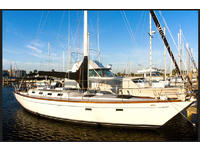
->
[[79, 10, 89, 91], [84, 11, 89, 57]]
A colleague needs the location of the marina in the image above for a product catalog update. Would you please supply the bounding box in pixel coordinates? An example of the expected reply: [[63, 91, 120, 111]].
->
[[2, 10, 198, 141]]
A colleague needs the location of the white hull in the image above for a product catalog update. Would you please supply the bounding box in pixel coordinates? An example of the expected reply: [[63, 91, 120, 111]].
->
[[14, 92, 193, 127]]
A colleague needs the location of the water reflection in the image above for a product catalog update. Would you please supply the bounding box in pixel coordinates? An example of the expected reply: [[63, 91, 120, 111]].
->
[[2, 87, 197, 141]]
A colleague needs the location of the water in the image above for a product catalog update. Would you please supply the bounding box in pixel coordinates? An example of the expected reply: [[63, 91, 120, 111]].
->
[[2, 87, 197, 141]]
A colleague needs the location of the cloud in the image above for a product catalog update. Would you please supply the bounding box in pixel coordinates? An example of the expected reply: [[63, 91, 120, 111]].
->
[[27, 45, 42, 54], [30, 52, 43, 58], [30, 40, 44, 48]]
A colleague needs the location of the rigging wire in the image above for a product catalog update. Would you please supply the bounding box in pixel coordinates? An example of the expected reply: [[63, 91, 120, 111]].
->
[[41, 11, 50, 32], [133, 11, 144, 36], [120, 11, 136, 46], [57, 12, 67, 52], [77, 10, 81, 61], [56, 11, 66, 42], [158, 11, 178, 51], [142, 11, 148, 47], [158, 10, 181, 73], [158, 11, 197, 77], [140, 11, 150, 69], [158, 11, 188, 72], [97, 11, 100, 62], [67, 10, 71, 70], [35, 11, 44, 40], [123, 11, 136, 42], [69, 11, 83, 63]]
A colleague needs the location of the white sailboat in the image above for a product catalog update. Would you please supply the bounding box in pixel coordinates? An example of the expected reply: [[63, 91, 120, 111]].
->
[[14, 11, 195, 128]]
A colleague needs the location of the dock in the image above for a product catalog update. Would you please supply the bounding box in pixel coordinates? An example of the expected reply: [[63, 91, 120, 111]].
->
[[186, 106, 197, 125]]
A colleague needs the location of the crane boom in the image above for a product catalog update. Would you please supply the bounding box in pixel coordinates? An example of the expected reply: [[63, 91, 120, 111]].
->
[[149, 10, 193, 88]]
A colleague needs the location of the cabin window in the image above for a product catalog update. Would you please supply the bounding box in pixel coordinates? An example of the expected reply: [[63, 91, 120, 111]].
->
[[85, 108, 92, 111], [32, 91, 35, 94], [39, 92, 43, 94], [132, 80, 139, 83], [102, 69, 115, 77], [89, 70, 98, 77], [47, 93, 52, 96], [57, 93, 63, 96], [89, 69, 114, 77]]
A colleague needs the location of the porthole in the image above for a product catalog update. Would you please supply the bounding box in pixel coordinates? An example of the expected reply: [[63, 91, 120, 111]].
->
[[57, 93, 63, 96], [116, 109, 123, 111]]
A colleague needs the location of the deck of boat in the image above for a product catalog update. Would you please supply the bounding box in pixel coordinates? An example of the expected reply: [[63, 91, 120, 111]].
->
[[16, 89, 182, 104]]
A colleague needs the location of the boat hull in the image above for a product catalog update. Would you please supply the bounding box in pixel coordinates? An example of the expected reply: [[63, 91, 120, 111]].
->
[[14, 92, 193, 127]]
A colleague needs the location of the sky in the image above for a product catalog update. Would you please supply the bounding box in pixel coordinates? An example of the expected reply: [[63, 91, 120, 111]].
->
[[3, 10, 198, 73]]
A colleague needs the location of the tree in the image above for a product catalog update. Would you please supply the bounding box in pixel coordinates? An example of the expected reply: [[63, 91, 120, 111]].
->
[[33, 69, 38, 75], [172, 68, 178, 76], [130, 73, 135, 77]]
